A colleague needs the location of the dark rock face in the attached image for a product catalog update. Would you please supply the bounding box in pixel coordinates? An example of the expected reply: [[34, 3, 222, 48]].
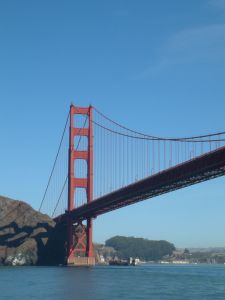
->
[[0, 196, 67, 266]]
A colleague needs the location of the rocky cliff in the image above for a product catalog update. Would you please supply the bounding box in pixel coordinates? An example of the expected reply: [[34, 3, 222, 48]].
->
[[0, 196, 67, 266]]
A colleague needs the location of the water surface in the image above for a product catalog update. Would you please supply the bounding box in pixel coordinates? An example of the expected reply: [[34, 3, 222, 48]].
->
[[1, 264, 225, 299]]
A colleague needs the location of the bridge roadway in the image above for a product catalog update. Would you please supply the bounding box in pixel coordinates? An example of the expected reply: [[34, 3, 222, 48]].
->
[[55, 146, 225, 223]]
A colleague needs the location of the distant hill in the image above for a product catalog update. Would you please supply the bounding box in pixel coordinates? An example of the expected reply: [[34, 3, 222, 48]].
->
[[105, 236, 175, 261]]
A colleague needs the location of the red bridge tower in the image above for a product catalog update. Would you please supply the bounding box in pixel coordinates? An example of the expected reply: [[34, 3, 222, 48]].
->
[[67, 104, 94, 265]]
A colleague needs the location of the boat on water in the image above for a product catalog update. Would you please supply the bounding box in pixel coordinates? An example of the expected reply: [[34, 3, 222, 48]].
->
[[109, 260, 129, 266], [109, 257, 139, 266]]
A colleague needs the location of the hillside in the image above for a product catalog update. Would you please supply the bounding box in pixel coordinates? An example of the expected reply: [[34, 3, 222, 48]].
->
[[105, 236, 175, 261], [0, 195, 66, 265]]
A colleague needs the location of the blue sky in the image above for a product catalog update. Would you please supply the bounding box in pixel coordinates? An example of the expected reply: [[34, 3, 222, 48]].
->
[[0, 0, 225, 248]]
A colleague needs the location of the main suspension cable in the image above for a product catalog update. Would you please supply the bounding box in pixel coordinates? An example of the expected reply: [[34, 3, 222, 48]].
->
[[93, 106, 225, 142], [92, 120, 225, 143], [39, 111, 70, 212]]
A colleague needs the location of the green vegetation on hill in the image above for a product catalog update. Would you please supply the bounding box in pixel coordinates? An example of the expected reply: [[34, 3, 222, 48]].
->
[[105, 236, 175, 261]]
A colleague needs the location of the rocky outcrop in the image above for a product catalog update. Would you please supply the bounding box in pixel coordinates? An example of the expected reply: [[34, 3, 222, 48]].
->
[[0, 196, 67, 266]]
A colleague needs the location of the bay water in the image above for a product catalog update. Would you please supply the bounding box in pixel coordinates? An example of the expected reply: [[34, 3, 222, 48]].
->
[[1, 264, 225, 299]]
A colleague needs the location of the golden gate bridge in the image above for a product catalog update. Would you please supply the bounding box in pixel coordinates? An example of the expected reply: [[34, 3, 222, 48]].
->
[[39, 104, 225, 265]]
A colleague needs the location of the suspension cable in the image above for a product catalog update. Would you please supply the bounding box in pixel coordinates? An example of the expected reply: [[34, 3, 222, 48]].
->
[[92, 120, 225, 143], [93, 106, 225, 142], [39, 111, 70, 211]]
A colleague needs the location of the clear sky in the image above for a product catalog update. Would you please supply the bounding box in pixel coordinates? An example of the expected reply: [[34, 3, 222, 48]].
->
[[0, 0, 225, 248]]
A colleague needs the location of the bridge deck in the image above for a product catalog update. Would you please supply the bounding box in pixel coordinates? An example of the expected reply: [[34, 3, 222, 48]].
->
[[55, 146, 225, 223]]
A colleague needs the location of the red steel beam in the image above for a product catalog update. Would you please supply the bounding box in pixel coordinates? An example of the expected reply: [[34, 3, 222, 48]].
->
[[73, 150, 88, 160]]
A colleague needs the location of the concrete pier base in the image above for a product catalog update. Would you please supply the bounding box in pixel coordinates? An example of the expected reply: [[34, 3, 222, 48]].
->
[[68, 256, 95, 266]]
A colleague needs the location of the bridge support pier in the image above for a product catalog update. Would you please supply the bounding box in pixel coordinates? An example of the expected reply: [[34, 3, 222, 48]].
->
[[67, 104, 95, 266], [86, 217, 93, 257], [67, 214, 74, 260], [67, 220, 95, 266]]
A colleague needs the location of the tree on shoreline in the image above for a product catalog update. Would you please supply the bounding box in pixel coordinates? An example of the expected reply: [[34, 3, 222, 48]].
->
[[105, 236, 175, 261]]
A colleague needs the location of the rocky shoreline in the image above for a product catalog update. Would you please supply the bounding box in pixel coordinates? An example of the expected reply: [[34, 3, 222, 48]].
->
[[0, 196, 67, 266]]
